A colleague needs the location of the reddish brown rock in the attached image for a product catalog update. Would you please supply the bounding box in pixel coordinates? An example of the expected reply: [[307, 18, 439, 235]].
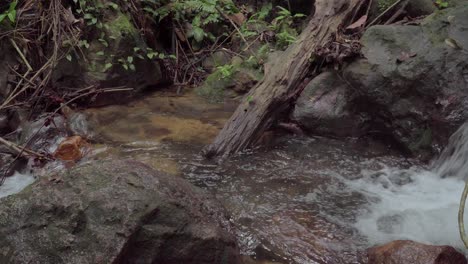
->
[[367, 240, 467, 264]]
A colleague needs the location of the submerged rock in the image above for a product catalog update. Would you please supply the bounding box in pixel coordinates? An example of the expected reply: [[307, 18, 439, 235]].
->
[[0, 160, 240, 264], [367, 240, 467, 264]]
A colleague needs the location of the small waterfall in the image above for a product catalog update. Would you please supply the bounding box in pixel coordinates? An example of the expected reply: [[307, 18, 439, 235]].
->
[[354, 123, 468, 250], [434, 122, 468, 180]]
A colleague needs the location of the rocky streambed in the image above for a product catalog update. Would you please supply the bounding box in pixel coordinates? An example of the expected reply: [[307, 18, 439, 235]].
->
[[1, 1, 468, 263], [0, 89, 467, 263]]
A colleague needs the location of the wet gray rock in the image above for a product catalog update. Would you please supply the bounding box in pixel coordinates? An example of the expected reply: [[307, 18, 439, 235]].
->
[[0, 159, 240, 264], [0, 151, 26, 177], [67, 112, 96, 140], [295, 2, 468, 159], [231, 67, 262, 94], [344, 2, 468, 158], [202, 51, 232, 72], [406, 0, 436, 16], [293, 71, 364, 137], [367, 240, 467, 264]]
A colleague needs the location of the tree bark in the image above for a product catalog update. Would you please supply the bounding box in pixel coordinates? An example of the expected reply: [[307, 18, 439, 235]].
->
[[203, 0, 364, 158]]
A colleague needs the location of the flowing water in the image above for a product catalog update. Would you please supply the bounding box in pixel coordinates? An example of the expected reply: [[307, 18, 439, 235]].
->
[[1, 91, 468, 263]]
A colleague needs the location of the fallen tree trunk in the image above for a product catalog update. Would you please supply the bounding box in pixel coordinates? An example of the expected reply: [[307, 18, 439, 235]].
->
[[203, 0, 364, 158]]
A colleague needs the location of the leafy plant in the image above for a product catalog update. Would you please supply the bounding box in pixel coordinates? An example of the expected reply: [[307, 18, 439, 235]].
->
[[0, 1, 18, 24], [216, 64, 235, 79], [239, 4, 304, 51], [271, 6, 305, 50], [143, 0, 237, 44], [67, 0, 175, 72], [435, 0, 449, 9]]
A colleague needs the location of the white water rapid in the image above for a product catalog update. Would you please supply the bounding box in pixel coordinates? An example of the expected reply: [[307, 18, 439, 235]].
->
[[354, 123, 468, 250]]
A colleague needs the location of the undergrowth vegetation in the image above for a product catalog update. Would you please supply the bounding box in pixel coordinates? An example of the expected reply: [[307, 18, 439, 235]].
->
[[0, 0, 306, 114]]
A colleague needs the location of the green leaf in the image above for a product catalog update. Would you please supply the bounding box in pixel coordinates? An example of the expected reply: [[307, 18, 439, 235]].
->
[[96, 51, 104, 56], [192, 27, 205, 42], [127, 56, 133, 63], [7, 10, 16, 23], [0, 14, 6, 23], [98, 38, 108, 47], [79, 40, 90, 49], [104, 63, 113, 71], [122, 64, 129, 70], [129, 64, 136, 71], [9, 1, 17, 12], [66, 54, 72, 61], [107, 2, 119, 9], [91, 17, 98, 25]]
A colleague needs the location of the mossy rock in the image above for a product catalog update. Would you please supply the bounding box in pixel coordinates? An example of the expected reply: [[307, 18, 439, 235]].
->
[[197, 59, 263, 102]]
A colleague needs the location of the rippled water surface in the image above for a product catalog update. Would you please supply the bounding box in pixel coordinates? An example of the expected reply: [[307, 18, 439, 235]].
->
[[80, 91, 467, 263]]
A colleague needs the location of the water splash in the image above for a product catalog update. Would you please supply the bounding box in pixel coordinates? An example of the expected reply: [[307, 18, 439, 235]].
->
[[353, 168, 464, 248], [0, 172, 35, 199], [354, 123, 468, 250]]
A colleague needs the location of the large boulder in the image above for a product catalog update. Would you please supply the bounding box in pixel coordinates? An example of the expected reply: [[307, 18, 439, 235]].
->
[[293, 71, 364, 137], [367, 240, 467, 264], [0, 160, 240, 264], [345, 2, 468, 158], [296, 2, 468, 159]]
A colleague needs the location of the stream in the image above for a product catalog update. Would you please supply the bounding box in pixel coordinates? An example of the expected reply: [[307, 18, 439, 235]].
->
[[2, 91, 468, 263]]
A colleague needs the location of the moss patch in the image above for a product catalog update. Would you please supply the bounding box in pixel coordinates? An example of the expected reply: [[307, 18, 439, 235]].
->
[[377, 0, 398, 12], [106, 11, 137, 39]]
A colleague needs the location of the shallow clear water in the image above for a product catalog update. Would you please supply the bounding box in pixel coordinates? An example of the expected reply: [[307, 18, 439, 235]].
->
[[4, 90, 466, 263], [79, 91, 468, 263]]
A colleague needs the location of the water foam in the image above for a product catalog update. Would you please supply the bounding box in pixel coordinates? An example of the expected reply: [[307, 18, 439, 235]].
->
[[0, 172, 35, 199], [354, 123, 468, 250], [352, 167, 465, 249]]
